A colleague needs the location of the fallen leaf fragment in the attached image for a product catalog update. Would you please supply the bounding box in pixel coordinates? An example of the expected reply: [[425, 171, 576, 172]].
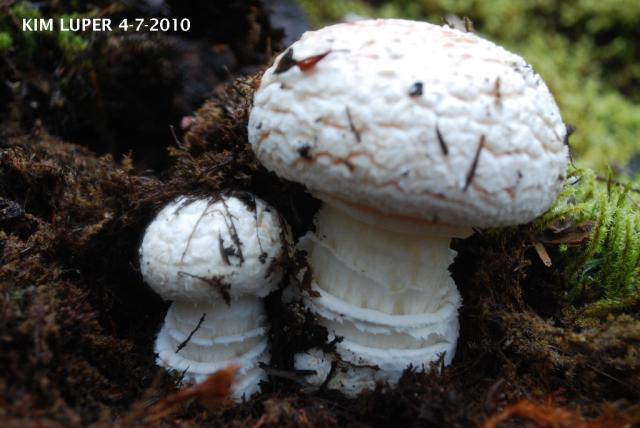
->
[[143, 365, 239, 424], [483, 399, 630, 428]]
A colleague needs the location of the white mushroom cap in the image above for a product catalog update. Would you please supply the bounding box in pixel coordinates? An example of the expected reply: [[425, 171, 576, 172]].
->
[[140, 193, 286, 303], [248, 19, 570, 227]]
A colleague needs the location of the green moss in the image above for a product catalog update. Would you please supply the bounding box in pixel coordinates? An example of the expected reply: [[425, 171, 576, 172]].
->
[[2, 2, 90, 63], [57, 14, 90, 61], [5, 0, 41, 56], [535, 168, 640, 307], [296, 0, 375, 27], [0, 32, 11, 52], [297, 0, 640, 172]]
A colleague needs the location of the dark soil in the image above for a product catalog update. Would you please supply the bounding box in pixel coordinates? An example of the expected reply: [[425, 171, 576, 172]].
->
[[1, 2, 638, 427]]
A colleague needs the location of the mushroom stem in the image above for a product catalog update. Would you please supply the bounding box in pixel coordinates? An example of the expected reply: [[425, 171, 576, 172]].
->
[[155, 297, 269, 400], [297, 203, 470, 394]]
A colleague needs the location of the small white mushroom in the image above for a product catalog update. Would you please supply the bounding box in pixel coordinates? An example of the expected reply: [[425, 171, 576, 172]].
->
[[248, 19, 569, 395], [139, 193, 287, 400]]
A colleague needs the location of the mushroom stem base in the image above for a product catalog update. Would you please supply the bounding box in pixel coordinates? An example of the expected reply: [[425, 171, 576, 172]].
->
[[296, 203, 463, 394]]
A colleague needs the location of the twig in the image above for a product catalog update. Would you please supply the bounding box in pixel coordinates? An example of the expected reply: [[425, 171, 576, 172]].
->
[[176, 312, 206, 353]]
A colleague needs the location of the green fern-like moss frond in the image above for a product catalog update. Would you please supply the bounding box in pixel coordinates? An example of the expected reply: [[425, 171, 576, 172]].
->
[[536, 168, 640, 306]]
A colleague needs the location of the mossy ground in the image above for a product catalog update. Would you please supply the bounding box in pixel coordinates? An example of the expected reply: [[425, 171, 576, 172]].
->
[[1, 1, 639, 427]]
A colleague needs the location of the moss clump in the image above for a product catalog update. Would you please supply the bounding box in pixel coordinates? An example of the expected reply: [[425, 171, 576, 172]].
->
[[2, 2, 90, 62], [0, 131, 170, 425], [0, 32, 12, 52], [56, 13, 91, 62], [535, 168, 640, 309], [297, 0, 640, 172]]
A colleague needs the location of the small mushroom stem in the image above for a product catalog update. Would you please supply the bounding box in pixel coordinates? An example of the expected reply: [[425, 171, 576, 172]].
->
[[297, 203, 471, 394], [155, 297, 269, 400]]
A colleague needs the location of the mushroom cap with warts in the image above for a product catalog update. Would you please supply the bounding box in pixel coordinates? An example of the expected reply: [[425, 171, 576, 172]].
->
[[139, 193, 286, 303], [248, 19, 570, 227]]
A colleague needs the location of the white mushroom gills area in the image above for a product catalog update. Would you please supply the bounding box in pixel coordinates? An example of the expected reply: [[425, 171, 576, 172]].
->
[[139, 195, 287, 400], [155, 298, 267, 395], [295, 204, 468, 396], [248, 19, 569, 395]]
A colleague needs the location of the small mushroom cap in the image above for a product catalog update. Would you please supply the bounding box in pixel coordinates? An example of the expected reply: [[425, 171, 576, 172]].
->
[[139, 194, 287, 302], [249, 19, 570, 227]]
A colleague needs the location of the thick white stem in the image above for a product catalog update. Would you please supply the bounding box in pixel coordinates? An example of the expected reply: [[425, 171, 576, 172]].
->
[[155, 297, 268, 400], [296, 204, 470, 395]]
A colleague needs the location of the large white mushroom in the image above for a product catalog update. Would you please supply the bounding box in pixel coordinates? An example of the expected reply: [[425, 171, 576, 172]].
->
[[139, 192, 288, 400], [248, 19, 569, 395]]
